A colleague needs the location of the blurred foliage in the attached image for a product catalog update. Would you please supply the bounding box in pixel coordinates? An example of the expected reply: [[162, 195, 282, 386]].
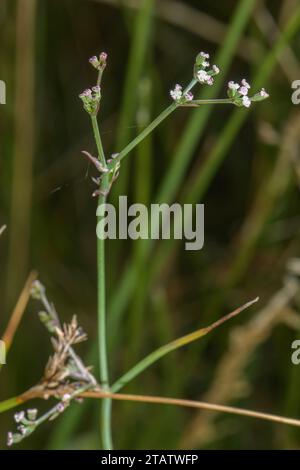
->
[[1, 0, 300, 450]]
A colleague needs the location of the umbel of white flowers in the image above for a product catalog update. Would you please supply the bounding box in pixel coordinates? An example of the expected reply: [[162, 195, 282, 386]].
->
[[169, 51, 269, 107], [227, 79, 268, 108]]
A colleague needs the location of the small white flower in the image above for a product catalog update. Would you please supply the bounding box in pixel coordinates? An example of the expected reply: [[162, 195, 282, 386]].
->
[[239, 86, 249, 96], [170, 84, 183, 101], [197, 70, 210, 83], [200, 51, 209, 59], [14, 411, 25, 423], [241, 78, 250, 89], [260, 87, 269, 97], [202, 61, 210, 68], [212, 65, 220, 74], [206, 76, 214, 86], [242, 95, 251, 107], [228, 81, 240, 90]]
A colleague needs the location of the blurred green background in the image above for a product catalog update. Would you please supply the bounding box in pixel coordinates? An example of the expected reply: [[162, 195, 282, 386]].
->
[[1, 0, 300, 449]]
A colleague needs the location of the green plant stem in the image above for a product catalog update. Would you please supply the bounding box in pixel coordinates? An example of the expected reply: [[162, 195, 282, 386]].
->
[[91, 114, 112, 450], [97, 183, 113, 450], [116, 103, 176, 162], [91, 115, 106, 168], [0, 396, 22, 413], [114, 79, 197, 165]]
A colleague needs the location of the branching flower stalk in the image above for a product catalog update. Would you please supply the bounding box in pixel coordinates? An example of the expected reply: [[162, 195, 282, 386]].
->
[[80, 53, 114, 449], [77, 49, 269, 450]]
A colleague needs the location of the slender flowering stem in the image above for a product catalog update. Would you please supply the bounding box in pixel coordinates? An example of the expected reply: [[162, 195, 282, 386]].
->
[[114, 78, 198, 165], [115, 103, 177, 163], [89, 101, 112, 448], [92, 117, 112, 449], [86, 60, 114, 450]]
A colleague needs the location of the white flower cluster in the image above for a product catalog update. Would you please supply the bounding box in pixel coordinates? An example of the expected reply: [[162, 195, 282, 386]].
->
[[170, 84, 193, 103], [195, 52, 220, 86], [227, 79, 269, 108]]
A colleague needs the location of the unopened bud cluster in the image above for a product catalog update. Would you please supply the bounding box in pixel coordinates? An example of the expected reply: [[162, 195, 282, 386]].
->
[[79, 52, 108, 115], [89, 52, 107, 71], [79, 85, 101, 115]]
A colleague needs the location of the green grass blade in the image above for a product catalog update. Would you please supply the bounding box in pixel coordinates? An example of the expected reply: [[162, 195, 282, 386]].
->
[[111, 298, 258, 393]]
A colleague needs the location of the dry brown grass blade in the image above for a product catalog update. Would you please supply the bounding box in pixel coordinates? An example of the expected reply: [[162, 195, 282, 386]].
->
[[13, 387, 300, 431], [2, 271, 37, 352], [84, 391, 300, 429]]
